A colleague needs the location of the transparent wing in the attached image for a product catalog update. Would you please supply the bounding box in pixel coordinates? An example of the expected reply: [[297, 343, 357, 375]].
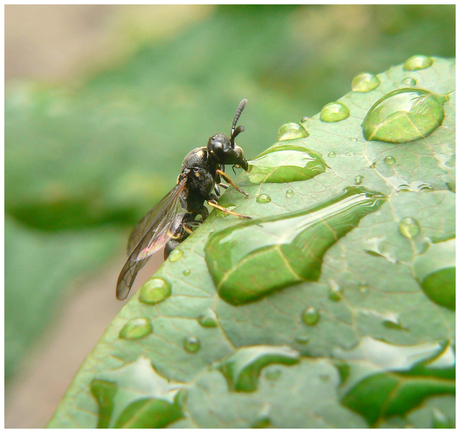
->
[[116, 180, 187, 300]]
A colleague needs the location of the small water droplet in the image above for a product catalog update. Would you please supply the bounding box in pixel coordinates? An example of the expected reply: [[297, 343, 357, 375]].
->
[[328, 151, 336, 158], [139, 277, 172, 305], [183, 336, 201, 353], [183, 269, 191, 276], [398, 217, 420, 239], [119, 317, 153, 340], [256, 194, 271, 204], [351, 72, 380, 92], [362, 88, 447, 143], [277, 122, 309, 141], [300, 115, 309, 123], [359, 283, 369, 294], [354, 175, 364, 185], [370, 160, 377, 168], [168, 249, 183, 262], [401, 77, 416, 86], [320, 102, 350, 122], [404, 55, 433, 71], [384, 155, 396, 165], [265, 368, 282, 381], [302, 306, 320, 326], [328, 282, 343, 302], [198, 309, 218, 328], [295, 335, 310, 344], [286, 188, 294, 198]]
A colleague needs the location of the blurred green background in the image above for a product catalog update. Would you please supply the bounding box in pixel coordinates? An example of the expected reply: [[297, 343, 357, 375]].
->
[[4, 4, 455, 427]]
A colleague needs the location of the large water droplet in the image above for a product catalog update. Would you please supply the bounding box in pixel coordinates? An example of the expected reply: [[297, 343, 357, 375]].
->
[[183, 336, 201, 353], [198, 309, 218, 328], [351, 72, 380, 92], [301, 306, 320, 326], [168, 249, 183, 262], [398, 217, 420, 239], [362, 88, 447, 143], [277, 122, 309, 141], [320, 102, 350, 122], [119, 318, 153, 340], [217, 345, 300, 392], [412, 238, 455, 310], [404, 55, 433, 71], [248, 144, 327, 184], [205, 187, 386, 305], [256, 194, 271, 204], [139, 277, 171, 305]]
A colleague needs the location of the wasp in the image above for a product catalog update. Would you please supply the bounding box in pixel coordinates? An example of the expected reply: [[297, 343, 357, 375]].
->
[[116, 99, 251, 300]]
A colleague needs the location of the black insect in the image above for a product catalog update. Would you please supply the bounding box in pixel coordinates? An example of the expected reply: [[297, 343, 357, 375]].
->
[[116, 99, 251, 300]]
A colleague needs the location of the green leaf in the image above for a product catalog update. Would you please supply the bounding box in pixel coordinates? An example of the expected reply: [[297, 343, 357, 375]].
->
[[48, 56, 454, 428]]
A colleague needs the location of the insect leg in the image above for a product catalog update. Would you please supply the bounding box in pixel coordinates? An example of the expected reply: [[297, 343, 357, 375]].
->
[[207, 199, 251, 219], [216, 169, 249, 197]]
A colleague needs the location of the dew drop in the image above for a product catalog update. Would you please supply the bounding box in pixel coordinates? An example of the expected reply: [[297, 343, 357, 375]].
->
[[351, 72, 380, 92], [384, 155, 396, 165], [183, 336, 201, 353], [265, 368, 282, 381], [286, 188, 294, 198], [139, 277, 172, 305], [277, 122, 309, 141], [198, 309, 218, 328], [404, 55, 433, 71], [328, 151, 336, 158], [183, 269, 191, 276], [295, 335, 310, 344], [256, 194, 271, 204], [300, 115, 310, 123], [359, 283, 369, 294], [205, 187, 386, 305], [401, 77, 416, 86], [320, 102, 350, 122], [398, 217, 420, 239], [302, 306, 320, 326], [354, 175, 364, 185], [168, 248, 183, 262], [119, 317, 153, 340], [362, 88, 447, 143], [328, 283, 343, 302]]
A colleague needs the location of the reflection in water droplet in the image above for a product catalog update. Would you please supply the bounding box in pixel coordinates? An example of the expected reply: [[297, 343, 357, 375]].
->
[[320, 102, 350, 122], [351, 72, 380, 92], [286, 188, 294, 198], [248, 144, 327, 184], [302, 307, 320, 325], [354, 175, 364, 185], [398, 217, 420, 239], [119, 317, 153, 340], [404, 55, 434, 71], [384, 155, 396, 165], [401, 77, 416, 86], [362, 88, 447, 143], [277, 122, 309, 141], [183, 336, 201, 353], [205, 187, 386, 305], [168, 249, 183, 262], [412, 238, 455, 311], [198, 309, 218, 328], [256, 194, 271, 204], [139, 277, 172, 305], [217, 345, 300, 392], [183, 269, 191, 276]]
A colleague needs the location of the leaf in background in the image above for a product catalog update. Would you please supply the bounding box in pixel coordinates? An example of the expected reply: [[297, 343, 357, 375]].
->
[[48, 56, 455, 428]]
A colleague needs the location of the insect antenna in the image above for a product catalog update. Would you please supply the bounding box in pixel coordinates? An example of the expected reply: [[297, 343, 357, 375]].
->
[[230, 99, 247, 145]]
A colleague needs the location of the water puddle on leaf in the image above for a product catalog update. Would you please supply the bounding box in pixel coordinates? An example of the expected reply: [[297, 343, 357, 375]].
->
[[205, 187, 386, 305]]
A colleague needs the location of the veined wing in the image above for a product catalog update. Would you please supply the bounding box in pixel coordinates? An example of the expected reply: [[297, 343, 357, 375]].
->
[[116, 180, 187, 300]]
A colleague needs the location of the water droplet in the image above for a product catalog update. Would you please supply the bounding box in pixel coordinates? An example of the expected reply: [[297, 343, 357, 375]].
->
[[286, 188, 294, 198], [300, 115, 310, 123], [277, 122, 309, 141], [412, 238, 455, 310], [302, 306, 320, 326], [351, 72, 380, 92], [398, 217, 420, 239], [198, 309, 218, 328], [119, 317, 153, 340], [354, 175, 364, 185], [384, 155, 396, 165], [401, 77, 416, 86], [183, 336, 201, 353], [359, 283, 369, 294], [328, 282, 343, 301], [328, 151, 336, 158], [168, 248, 183, 262], [320, 102, 350, 122], [256, 194, 271, 204], [265, 368, 282, 381], [183, 269, 191, 276], [248, 144, 327, 184], [362, 88, 447, 143], [295, 335, 310, 344], [139, 277, 171, 305], [404, 55, 433, 71], [217, 345, 300, 392], [205, 187, 386, 305]]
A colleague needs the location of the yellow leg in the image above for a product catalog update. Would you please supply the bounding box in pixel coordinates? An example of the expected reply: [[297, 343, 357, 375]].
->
[[208, 200, 251, 219], [216, 169, 249, 197]]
